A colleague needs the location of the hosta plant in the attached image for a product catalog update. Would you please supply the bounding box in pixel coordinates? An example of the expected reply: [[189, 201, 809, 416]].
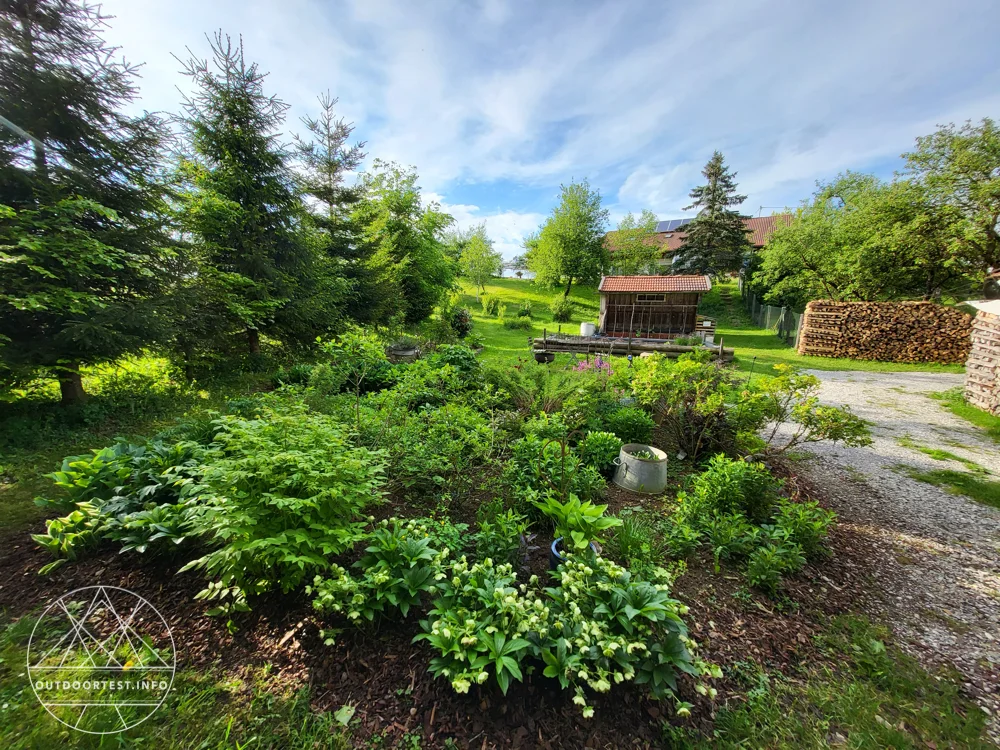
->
[[533, 493, 622, 552], [309, 519, 451, 630]]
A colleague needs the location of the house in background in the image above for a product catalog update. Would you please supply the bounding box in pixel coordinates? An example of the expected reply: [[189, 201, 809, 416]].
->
[[597, 275, 713, 339], [652, 214, 793, 268]]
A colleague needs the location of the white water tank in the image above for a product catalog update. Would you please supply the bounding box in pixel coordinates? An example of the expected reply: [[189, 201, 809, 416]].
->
[[580, 322, 596, 337]]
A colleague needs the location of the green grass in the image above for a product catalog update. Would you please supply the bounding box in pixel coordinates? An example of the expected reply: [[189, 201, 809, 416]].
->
[[0, 613, 351, 748], [896, 435, 987, 474], [904, 468, 1000, 509], [456, 278, 600, 366], [701, 283, 966, 377], [929, 387, 1000, 444], [682, 615, 991, 748], [459, 279, 967, 377]]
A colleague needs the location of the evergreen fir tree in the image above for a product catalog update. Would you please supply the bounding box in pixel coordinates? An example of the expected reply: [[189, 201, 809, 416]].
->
[[673, 151, 751, 275], [176, 33, 318, 359], [0, 0, 173, 403]]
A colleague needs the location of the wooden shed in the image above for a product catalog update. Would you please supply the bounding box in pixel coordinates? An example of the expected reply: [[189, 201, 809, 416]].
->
[[597, 275, 712, 339]]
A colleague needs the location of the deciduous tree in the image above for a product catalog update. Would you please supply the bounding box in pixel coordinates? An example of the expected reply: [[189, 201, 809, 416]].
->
[[607, 209, 660, 275], [526, 180, 608, 296], [457, 223, 502, 298]]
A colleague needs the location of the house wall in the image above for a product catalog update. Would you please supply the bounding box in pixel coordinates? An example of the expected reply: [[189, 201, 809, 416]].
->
[[599, 291, 702, 337]]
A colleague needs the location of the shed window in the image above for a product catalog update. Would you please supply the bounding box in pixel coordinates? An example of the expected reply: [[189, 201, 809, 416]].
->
[[636, 293, 666, 301]]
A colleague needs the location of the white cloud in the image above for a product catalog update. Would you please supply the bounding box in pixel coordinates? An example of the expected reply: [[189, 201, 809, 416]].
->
[[97, 0, 1000, 234], [426, 192, 544, 260]]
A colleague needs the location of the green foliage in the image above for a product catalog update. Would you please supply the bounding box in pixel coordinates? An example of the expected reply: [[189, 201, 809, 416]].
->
[[773, 500, 836, 559], [523, 411, 570, 441], [473, 498, 527, 565], [903, 118, 1000, 285], [501, 316, 533, 330], [606, 511, 669, 578], [604, 406, 656, 444], [515, 301, 533, 318], [272, 363, 315, 387], [606, 210, 660, 275], [481, 294, 502, 317], [180, 404, 386, 611], [458, 224, 503, 293], [550, 297, 575, 322], [703, 512, 754, 570], [577, 431, 623, 474], [526, 181, 609, 296], [415, 555, 717, 715], [754, 172, 975, 307], [351, 160, 455, 325], [0, 0, 172, 402], [533, 493, 622, 552], [176, 33, 340, 361], [448, 306, 473, 338], [506, 435, 604, 504], [746, 536, 806, 595], [686, 454, 782, 524], [673, 152, 751, 275], [388, 403, 495, 497], [630, 351, 743, 459], [309, 518, 452, 626]]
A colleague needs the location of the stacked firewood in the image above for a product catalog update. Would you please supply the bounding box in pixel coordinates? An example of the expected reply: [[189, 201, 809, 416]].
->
[[797, 300, 972, 363], [965, 310, 1000, 415]]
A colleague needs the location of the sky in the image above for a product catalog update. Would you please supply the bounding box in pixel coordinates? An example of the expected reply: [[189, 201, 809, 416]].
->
[[99, 0, 1000, 260]]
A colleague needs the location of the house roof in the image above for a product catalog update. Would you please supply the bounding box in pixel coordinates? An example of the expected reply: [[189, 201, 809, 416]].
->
[[598, 275, 712, 293], [743, 214, 792, 246]]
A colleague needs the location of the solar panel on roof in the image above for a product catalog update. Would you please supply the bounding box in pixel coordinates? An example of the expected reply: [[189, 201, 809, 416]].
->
[[656, 218, 694, 232]]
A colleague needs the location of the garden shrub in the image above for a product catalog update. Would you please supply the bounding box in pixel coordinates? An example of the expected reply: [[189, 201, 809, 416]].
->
[[746, 532, 806, 595], [481, 294, 501, 316], [550, 297, 574, 322], [516, 301, 532, 318], [387, 403, 495, 497], [773, 499, 836, 559], [309, 518, 452, 628], [428, 344, 481, 378], [416, 554, 719, 716], [448, 306, 473, 338], [577, 431, 623, 474], [523, 411, 570, 441], [605, 406, 656, 444], [560, 376, 619, 432], [502, 316, 532, 330], [180, 405, 387, 613], [272, 363, 314, 387], [605, 512, 668, 577], [687, 454, 781, 524], [473, 498, 527, 565], [506, 436, 604, 505], [702, 512, 754, 569]]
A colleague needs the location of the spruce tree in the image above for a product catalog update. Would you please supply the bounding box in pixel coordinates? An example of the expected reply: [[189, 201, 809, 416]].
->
[[176, 33, 311, 358], [0, 0, 172, 403], [673, 151, 751, 275]]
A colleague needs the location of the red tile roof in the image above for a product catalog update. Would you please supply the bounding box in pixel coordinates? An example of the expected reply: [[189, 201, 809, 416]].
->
[[598, 275, 712, 293], [744, 214, 792, 246]]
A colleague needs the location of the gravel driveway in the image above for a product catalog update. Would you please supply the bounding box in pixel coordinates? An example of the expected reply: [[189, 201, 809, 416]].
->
[[785, 371, 1000, 727]]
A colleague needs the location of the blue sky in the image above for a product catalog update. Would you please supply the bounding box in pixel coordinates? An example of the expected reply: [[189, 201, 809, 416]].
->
[[100, 0, 1000, 259]]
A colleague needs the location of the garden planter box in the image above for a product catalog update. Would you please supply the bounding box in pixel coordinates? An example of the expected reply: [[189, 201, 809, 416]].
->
[[612, 443, 668, 494]]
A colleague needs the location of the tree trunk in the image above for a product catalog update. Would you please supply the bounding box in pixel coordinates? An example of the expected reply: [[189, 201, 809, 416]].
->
[[564, 277, 573, 298], [58, 364, 87, 405], [247, 328, 261, 355]]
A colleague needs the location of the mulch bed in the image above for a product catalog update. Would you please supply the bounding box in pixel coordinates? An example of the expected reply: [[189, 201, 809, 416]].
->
[[0, 463, 886, 749]]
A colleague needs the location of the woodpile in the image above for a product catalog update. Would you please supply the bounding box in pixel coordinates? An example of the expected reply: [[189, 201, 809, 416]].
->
[[965, 310, 1000, 415], [797, 300, 972, 363]]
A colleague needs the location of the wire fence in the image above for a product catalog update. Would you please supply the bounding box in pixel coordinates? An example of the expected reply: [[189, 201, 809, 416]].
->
[[738, 277, 803, 346]]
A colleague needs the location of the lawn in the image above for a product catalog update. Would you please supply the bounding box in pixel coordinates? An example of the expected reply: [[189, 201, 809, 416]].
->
[[459, 278, 967, 377]]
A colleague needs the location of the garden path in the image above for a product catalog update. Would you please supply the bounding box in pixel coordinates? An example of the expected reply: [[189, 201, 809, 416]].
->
[[785, 370, 1000, 732]]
